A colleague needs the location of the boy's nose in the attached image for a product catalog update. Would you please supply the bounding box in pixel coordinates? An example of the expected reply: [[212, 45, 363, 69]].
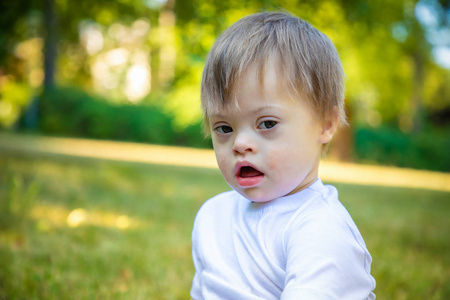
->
[[232, 132, 256, 155]]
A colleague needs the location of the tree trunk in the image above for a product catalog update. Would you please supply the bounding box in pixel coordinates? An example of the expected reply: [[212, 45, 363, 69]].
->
[[411, 51, 424, 133], [25, 0, 57, 130], [43, 0, 57, 90]]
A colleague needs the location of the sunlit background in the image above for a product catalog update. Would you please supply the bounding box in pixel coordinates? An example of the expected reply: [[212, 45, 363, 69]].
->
[[0, 0, 449, 299], [1, 0, 449, 170]]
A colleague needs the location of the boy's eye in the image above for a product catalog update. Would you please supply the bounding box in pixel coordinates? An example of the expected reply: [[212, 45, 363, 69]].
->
[[215, 125, 233, 134], [258, 120, 277, 129]]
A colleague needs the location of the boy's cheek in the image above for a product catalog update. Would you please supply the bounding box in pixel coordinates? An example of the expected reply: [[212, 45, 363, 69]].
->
[[267, 148, 290, 170], [214, 151, 230, 171], [211, 135, 229, 148]]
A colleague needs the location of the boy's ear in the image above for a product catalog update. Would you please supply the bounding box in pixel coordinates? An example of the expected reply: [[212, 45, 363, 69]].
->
[[319, 106, 339, 144]]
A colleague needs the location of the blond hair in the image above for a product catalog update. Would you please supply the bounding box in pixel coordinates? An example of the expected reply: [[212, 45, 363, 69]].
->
[[201, 11, 347, 132]]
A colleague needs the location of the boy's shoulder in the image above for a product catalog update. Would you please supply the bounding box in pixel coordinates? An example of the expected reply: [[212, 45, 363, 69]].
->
[[197, 190, 240, 214], [194, 190, 241, 222]]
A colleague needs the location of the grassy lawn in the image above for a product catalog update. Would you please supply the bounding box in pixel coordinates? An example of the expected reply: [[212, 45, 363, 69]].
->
[[0, 151, 449, 299]]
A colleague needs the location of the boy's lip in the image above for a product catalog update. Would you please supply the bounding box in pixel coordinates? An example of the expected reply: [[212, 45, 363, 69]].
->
[[234, 161, 264, 187]]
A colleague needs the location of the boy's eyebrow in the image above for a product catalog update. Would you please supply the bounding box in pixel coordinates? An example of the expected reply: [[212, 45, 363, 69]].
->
[[254, 105, 283, 114], [209, 113, 227, 119], [246, 105, 284, 115], [209, 105, 283, 119]]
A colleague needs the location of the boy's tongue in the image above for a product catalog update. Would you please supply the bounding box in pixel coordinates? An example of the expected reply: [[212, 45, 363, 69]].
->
[[240, 166, 263, 178]]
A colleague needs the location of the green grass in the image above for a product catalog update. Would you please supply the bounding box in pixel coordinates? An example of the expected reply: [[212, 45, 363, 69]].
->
[[0, 151, 449, 299]]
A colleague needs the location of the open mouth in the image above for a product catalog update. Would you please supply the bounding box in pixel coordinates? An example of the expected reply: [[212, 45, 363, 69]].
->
[[238, 166, 264, 178], [236, 165, 264, 187]]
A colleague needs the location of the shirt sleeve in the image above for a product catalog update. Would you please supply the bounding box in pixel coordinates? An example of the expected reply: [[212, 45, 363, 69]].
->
[[190, 209, 203, 300], [281, 211, 375, 300], [190, 271, 201, 300]]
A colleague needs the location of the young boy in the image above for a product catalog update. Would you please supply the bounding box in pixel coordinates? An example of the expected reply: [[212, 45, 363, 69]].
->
[[191, 11, 376, 299]]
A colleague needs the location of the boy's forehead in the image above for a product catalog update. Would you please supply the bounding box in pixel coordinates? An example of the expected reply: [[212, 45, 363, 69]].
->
[[231, 59, 288, 98], [210, 72, 303, 117], [244, 58, 281, 85], [211, 71, 313, 118], [204, 56, 314, 120]]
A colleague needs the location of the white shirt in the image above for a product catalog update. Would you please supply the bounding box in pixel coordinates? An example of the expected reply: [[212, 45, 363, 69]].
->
[[191, 179, 376, 299]]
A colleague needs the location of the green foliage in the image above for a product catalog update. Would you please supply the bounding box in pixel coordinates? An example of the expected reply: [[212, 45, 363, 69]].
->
[[38, 86, 211, 148], [2, 0, 450, 172], [354, 126, 450, 172], [0, 79, 31, 128], [0, 152, 449, 299]]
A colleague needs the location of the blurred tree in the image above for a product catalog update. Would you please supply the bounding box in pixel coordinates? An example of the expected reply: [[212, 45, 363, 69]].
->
[[1, 0, 449, 158], [339, 0, 449, 132], [0, 0, 164, 128], [25, 0, 57, 129]]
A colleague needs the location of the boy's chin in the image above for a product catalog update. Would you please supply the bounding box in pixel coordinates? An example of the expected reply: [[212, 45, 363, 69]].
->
[[235, 188, 276, 203]]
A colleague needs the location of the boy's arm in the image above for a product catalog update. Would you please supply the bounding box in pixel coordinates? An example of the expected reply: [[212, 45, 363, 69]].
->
[[282, 211, 375, 299]]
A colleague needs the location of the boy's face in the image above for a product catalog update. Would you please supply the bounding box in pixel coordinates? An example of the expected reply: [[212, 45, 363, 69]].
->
[[209, 62, 335, 202]]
